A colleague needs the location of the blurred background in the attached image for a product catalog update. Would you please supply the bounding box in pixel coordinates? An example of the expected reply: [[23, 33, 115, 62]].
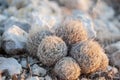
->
[[0, 0, 120, 45]]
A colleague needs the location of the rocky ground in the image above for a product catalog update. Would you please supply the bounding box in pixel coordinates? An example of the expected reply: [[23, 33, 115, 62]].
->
[[0, 0, 120, 80]]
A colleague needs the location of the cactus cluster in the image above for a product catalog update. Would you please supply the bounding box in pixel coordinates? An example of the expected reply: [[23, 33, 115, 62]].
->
[[27, 18, 109, 80]]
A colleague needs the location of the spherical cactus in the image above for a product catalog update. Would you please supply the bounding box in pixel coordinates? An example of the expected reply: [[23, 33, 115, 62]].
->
[[54, 57, 81, 80], [54, 19, 88, 46], [98, 52, 109, 71], [37, 36, 68, 66], [27, 26, 53, 57], [70, 40, 106, 74]]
